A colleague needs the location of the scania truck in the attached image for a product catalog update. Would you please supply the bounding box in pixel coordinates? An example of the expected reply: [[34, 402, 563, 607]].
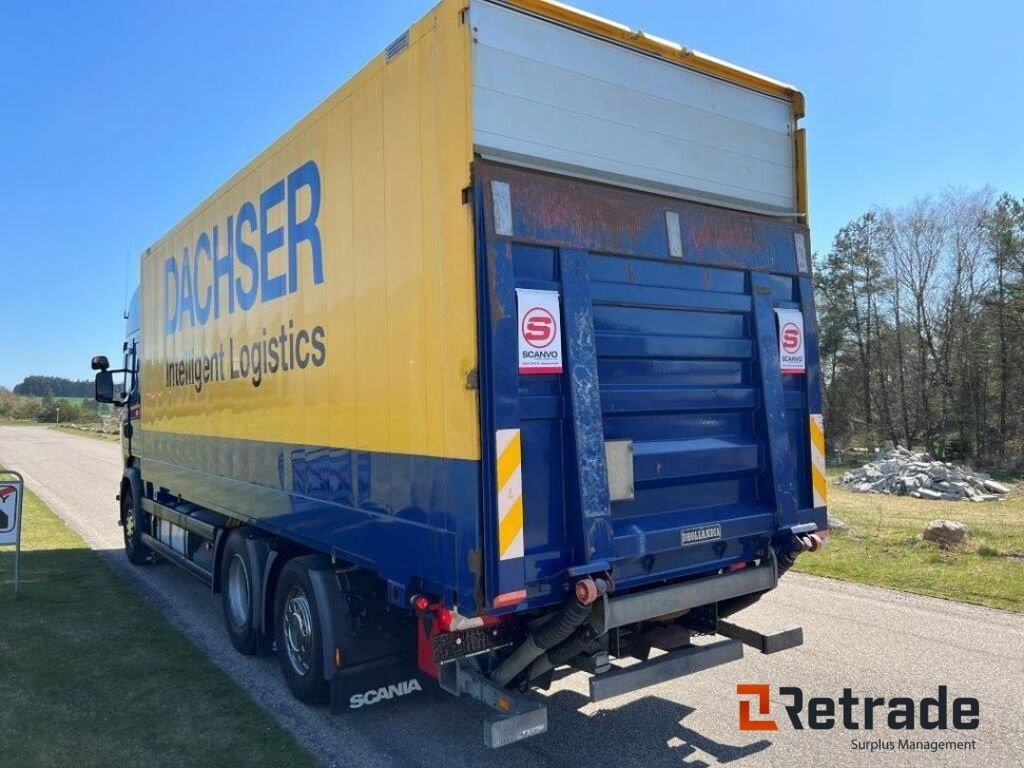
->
[[93, 0, 827, 747]]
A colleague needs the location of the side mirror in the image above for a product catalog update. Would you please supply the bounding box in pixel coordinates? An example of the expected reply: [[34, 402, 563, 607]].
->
[[91, 355, 110, 371], [95, 370, 118, 404]]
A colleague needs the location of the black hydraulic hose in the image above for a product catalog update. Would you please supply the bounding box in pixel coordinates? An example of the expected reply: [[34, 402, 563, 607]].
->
[[491, 577, 603, 687], [534, 598, 591, 648], [526, 622, 598, 682]]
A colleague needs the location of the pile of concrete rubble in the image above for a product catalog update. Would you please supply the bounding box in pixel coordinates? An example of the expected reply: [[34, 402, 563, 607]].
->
[[838, 447, 1010, 502]]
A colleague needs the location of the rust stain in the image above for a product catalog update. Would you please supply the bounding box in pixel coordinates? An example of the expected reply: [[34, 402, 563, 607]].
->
[[486, 245, 505, 322], [504, 170, 650, 254], [691, 216, 758, 253], [474, 162, 784, 273]]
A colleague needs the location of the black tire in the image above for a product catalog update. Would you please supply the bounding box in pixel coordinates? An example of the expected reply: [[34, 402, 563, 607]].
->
[[122, 489, 152, 566], [274, 557, 329, 704], [220, 531, 260, 655]]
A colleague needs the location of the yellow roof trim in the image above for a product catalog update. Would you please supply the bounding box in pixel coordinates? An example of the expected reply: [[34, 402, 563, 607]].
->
[[497, 0, 805, 118]]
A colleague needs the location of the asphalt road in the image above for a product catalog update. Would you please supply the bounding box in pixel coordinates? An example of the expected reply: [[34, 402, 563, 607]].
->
[[2, 425, 1022, 768]]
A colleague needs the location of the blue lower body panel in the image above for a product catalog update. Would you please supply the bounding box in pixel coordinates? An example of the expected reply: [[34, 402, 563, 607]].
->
[[141, 431, 483, 613]]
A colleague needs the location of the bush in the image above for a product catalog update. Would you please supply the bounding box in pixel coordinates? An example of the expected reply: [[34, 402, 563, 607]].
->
[[10, 398, 43, 421], [35, 399, 98, 424]]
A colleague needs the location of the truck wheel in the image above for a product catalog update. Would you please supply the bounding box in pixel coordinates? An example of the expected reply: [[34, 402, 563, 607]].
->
[[122, 492, 152, 566], [221, 532, 259, 655], [274, 557, 329, 704]]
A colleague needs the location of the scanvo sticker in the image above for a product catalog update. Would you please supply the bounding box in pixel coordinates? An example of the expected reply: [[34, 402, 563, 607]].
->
[[516, 288, 563, 375], [775, 308, 806, 374]]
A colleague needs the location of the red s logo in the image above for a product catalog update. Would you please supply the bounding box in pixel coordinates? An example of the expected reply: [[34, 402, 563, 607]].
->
[[522, 307, 556, 348], [781, 323, 802, 354]]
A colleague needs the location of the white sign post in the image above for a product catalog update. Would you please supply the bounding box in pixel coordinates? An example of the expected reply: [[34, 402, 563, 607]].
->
[[516, 288, 564, 375], [0, 470, 24, 595]]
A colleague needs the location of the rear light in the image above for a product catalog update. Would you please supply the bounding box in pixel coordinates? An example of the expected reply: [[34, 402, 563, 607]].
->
[[493, 589, 527, 608], [437, 606, 453, 632]]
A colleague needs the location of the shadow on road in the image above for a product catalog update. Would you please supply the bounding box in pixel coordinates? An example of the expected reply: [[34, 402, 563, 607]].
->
[[349, 674, 773, 767], [545, 689, 771, 767]]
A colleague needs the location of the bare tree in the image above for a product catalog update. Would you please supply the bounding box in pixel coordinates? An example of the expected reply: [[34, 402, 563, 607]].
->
[[815, 186, 1023, 466]]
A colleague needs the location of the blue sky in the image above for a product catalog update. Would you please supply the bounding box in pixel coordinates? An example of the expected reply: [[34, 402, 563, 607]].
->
[[1, 0, 1021, 387]]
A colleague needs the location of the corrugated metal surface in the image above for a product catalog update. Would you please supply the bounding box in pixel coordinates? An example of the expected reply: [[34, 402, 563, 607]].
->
[[140, 0, 478, 461], [475, 162, 825, 605], [471, 0, 797, 213]]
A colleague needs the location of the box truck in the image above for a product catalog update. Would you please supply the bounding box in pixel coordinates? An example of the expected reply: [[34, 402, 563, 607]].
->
[[93, 0, 827, 747]]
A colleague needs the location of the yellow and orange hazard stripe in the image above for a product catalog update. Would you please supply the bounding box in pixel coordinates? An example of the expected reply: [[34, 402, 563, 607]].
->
[[495, 429, 525, 560], [809, 414, 827, 508]]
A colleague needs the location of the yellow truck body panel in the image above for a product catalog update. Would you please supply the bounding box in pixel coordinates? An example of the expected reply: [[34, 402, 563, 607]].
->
[[141, 0, 478, 460]]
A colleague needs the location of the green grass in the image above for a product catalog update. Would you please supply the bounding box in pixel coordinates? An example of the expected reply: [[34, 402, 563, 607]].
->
[[0, 485, 319, 768], [52, 423, 120, 441], [794, 469, 1024, 612]]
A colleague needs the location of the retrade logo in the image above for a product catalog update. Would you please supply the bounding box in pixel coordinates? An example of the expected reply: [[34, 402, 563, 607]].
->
[[781, 322, 802, 354], [736, 684, 979, 732], [521, 307, 556, 348]]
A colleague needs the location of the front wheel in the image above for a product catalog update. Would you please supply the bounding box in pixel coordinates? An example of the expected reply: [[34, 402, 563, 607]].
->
[[122, 490, 152, 566], [274, 557, 329, 704]]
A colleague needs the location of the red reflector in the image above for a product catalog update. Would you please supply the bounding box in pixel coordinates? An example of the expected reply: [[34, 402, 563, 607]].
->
[[413, 595, 430, 611], [493, 589, 527, 608], [437, 607, 452, 632]]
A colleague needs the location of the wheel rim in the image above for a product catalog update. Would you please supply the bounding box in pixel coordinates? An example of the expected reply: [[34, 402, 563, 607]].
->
[[283, 585, 314, 677], [226, 554, 251, 629], [123, 502, 136, 553]]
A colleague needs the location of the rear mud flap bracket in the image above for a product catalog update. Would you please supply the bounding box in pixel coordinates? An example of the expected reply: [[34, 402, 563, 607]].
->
[[439, 660, 548, 748]]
